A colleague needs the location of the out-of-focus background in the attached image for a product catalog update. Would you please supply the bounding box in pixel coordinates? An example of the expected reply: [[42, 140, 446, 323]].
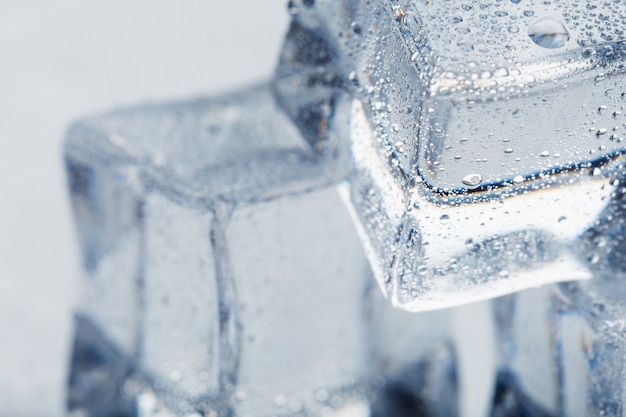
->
[[0, 2, 288, 415]]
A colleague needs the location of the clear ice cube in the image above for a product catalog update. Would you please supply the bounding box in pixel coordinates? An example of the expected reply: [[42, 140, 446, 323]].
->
[[65, 84, 460, 416], [492, 278, 626, 416], [273, 0, 626, 311], [551, 276, 626, 416], [490, 288, 558, 417]]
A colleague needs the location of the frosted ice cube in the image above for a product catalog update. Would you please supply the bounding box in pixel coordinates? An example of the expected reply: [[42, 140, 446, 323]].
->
[[65, 85, 460, 416], [273, 0, 626, 311]]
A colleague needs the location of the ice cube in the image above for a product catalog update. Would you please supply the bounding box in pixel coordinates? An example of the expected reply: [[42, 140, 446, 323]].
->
[[65, 84, 460, 416], [490, 288, 558, 416], [273, 0, 626, 311], [551, 245, 626, 417]]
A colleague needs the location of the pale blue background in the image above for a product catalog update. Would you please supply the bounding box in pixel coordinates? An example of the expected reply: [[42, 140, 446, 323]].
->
[[0, 2, 288, 415]]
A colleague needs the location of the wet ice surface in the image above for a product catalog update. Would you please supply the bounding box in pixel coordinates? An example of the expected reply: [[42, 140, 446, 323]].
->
[[273, 0, 626, 311]]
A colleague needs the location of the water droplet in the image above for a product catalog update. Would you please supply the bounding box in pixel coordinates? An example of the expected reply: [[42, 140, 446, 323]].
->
[[527, 17, 570, 49], [504, 148, 514, 154], [540, 150, 550, 157], [511, 0, 521, 3], [508, 25, 520, 33], [462, 173, 483, 188], [593, 167, 602, 176], [513, 175, 524, 184], [447, 15, 463, 24], [582, 47, 597, 58], [439, 214, 450, 224], [596, 128, 608, 136], [351, 22, 362, 34]]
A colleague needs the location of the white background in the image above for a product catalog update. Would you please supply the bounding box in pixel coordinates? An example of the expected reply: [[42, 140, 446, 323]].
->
[[0, 2, 288, 415]]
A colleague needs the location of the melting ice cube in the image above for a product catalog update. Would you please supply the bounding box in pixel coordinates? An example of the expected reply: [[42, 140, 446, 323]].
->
[[273, 0, 626, 311]]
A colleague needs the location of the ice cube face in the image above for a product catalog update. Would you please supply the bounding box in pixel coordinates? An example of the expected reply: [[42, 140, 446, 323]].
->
[[65, 85, 461, 417], [273, 0, 626, 311]]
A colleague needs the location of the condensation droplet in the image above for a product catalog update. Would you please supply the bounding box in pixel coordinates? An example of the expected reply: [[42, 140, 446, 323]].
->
[[462, 173, 483, 188], [527, 17, 570, 49]]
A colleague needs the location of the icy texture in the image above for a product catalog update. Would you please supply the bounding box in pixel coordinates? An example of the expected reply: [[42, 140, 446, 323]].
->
[[490, 289, 558, 416], [551, 274, 626, 416], [495, 278, 626, 416], [65, 85, 461, 416], [273, 0, 626, 311]]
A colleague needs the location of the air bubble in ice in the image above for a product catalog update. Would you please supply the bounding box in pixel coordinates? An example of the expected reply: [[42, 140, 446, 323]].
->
[[527, 17, 570, 49]]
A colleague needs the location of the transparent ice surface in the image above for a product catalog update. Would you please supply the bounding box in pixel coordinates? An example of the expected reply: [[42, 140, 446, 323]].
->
[[486, 246, 626, 416], [550, 264, 626, 416], [65, 84, 461, 416], [491, 288, 558, 417], [273, 0, 626, 311]]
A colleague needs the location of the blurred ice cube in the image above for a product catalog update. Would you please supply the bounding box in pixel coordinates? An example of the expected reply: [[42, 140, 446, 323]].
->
[[65, 84, 461, 416]]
